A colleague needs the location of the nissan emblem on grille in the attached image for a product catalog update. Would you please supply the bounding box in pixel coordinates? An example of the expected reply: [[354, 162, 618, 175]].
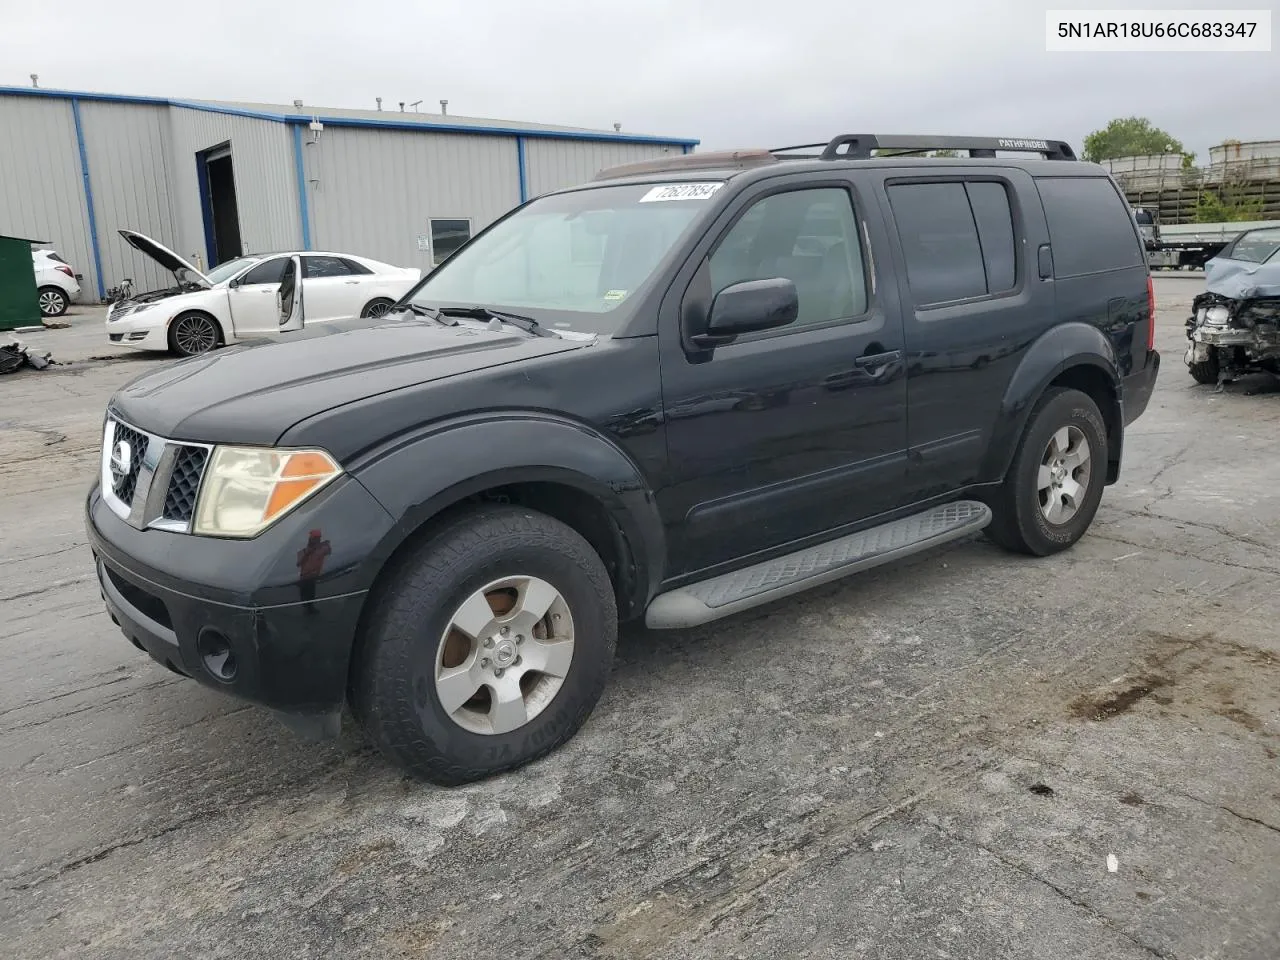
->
[[110, 438, 132, 482]]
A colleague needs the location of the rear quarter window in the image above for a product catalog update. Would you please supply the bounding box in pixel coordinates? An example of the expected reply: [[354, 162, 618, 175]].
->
[[1036, 177, 1144, 277]]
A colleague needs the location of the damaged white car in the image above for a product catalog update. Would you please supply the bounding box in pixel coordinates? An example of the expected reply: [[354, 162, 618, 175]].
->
[[1185, 226, 1280, 389], [106, 230, 422, 357]]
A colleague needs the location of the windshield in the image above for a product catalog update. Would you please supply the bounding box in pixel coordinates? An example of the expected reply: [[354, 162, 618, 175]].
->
[[205, 256, 261, 285], [1225, 228, 1280, 264], [406, 182, 720, 333]]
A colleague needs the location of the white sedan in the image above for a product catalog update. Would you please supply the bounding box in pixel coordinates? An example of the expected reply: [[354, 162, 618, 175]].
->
[[106, 230, 422, 356], [33, 248, 82, 317]]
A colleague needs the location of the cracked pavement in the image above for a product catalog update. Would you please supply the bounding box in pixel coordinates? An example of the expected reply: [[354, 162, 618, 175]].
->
[[1, 278, 1277, 959]]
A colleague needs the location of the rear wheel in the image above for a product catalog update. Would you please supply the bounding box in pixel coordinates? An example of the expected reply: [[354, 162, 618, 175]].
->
[[168, 312, 222, 357], [361, 298, 395, 318], [38, 287, 68, 317], [352, 504, 617, 784], [984, 387, 1108, 556]]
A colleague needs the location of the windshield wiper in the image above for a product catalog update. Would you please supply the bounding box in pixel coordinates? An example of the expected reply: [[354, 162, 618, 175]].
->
[[389, 302, 458, 326], [438, 305, 561, 339]]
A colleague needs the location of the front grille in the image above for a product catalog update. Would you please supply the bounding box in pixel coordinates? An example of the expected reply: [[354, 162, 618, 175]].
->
[[162, 446, 208, 524], [110, 423, 150, 505], [101, 416, 211, 532]]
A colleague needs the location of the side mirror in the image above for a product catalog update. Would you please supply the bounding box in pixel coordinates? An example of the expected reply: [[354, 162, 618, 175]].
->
[[691, 278, 798, 348]]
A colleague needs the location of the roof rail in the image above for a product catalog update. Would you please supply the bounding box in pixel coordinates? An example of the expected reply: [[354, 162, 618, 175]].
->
[[774, 134, 1077, 161], [594, 149, 777, 181]]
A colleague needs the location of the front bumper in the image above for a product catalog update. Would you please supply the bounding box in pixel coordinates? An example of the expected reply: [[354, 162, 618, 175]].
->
[[1122, 348, 1160, 426], [105, 308, 171, 350], [86, 475, 395, 724]]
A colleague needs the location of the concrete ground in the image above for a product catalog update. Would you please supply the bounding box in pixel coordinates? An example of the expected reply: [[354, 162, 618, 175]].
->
[[1, 277, 1277, 960]]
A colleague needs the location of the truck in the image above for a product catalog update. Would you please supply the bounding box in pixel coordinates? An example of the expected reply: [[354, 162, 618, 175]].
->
[[1133, 207, 1271, 271]]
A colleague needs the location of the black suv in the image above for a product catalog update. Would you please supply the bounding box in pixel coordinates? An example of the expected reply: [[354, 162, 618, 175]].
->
[[87, 134, 1160, 784]]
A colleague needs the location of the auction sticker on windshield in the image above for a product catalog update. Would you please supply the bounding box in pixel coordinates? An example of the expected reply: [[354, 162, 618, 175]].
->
[[639, 183, 724, 202]]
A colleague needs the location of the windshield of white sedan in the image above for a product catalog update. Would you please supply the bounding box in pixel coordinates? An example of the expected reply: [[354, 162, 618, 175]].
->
[[205, 257, 260, 285], [407, 182, 721, 331]]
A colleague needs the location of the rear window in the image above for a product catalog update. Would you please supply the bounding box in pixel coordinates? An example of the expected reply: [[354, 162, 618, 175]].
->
[[1036, 177, 1144, 277], [887, 179, 1018, 306]]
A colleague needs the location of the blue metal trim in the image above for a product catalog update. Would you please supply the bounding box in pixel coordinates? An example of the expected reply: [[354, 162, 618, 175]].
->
[[194, 149, 217, 265], [516, 136, 528, 203], [292, 124, 312, 249], [0, 86, 699, 147], [70, 98, 105, 301]]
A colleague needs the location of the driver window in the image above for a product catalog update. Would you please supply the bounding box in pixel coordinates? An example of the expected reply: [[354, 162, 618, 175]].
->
[[239, 257, 288, 286], [708, 187, 867, 327]]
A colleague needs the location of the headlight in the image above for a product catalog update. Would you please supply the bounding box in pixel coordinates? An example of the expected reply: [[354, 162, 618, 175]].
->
[[1203, 305, 1231, 326], [193, 446, 342, 538]]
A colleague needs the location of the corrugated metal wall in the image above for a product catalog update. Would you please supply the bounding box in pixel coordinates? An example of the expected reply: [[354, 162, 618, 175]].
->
[[305, 126, 521, 272], [523, 140, 680, 200], [166, 107, 301, 265], [0, 96, 96, 299], [78, 102, 177, 294]]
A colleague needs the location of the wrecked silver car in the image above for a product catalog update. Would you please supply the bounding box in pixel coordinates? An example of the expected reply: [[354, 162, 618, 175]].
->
[[1184, 226, 1280, 388]]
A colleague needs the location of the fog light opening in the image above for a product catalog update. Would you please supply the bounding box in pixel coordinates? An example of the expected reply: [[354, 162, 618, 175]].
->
[[197, 628, 238, 682]]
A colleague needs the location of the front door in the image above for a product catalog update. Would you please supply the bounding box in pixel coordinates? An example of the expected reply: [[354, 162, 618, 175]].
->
[[227, 255, 288, 336], [657, 177, 910, 578]]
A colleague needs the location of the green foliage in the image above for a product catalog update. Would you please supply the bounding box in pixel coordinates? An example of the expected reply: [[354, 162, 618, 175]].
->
[[1193, 188, 1264, 223], [1083, 117, 1187, 163]]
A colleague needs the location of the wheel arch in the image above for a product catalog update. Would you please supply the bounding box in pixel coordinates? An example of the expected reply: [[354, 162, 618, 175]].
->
[[982, 323, 1124, 485], [349, 414, 667, 623]]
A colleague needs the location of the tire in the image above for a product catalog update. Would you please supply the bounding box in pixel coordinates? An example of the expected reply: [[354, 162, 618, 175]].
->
[[38, 287, 69, 317], [1188, 347, 1219, 385], [361, 298, 395, 318], [984, 387, 1108, 557], [167, 312, 222, 357], [352, 504, 618, 785]]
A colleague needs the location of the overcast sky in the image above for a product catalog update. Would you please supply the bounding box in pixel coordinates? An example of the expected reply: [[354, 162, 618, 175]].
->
[[3, 0, 1274, 160]]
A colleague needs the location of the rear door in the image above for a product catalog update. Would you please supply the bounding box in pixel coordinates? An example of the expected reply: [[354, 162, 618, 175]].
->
[[657, 172, 911, 577], [874, 168, 1054, 498], [302, 255, 372, 322], [227, 256, 288, 336]]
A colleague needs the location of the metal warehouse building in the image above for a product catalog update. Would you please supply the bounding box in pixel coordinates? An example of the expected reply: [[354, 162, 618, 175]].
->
[[0, 86, 699, 301]]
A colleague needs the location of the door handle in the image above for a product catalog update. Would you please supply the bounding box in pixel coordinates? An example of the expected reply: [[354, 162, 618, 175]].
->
[[854, 350, 902, 369], [343, 280, 359, 284]]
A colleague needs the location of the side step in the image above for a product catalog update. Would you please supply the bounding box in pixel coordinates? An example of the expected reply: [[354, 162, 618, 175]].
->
[[644, 500, 991, 629]]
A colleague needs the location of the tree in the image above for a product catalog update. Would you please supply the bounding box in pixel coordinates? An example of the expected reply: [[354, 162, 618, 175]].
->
[[1083, 117, 1194, 167]]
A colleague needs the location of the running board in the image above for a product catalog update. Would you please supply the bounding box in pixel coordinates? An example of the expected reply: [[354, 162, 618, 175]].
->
[[645, 500, 991, 629]]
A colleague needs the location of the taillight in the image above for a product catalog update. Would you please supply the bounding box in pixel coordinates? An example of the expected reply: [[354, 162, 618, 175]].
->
[[1146, 275, 1156, 351], [57, 265, 75, 278]]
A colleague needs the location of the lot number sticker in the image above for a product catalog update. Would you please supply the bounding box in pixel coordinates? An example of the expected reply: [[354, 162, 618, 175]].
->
[[639, 183, 724, 202]]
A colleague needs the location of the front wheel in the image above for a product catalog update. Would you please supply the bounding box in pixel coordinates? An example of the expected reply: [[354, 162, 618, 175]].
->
[[352, 504, 618, 785], [1188, 346, 1220, 385], [168, 312, 222, 357], [38, 287, 69, 317], [984, 387, 1108, 557]]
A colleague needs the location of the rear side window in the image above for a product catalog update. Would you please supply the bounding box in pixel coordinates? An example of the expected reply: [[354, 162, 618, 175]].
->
[[303, 256, 357, 278], [888, 180, 1017, 306], [1036, 177, 1144, 277]]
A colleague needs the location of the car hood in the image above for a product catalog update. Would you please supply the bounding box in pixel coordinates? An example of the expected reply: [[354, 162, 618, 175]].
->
[[118, 229, 212, 289], [107, 315, 591, 448], [1204, 256, 1280, 301]]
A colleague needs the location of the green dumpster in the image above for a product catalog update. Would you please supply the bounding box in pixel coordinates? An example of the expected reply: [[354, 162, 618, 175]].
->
[[0, 234, 44, 332]]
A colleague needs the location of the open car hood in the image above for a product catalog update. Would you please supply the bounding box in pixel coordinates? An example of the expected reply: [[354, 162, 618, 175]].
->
[[1204, 256, 1280, 301], [118, 229, 212, 289]]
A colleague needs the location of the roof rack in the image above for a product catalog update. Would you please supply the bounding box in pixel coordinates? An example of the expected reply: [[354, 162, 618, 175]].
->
[[592, 134, 1077, 182], [773, 134, 1077, 161], [593, 149, 777, 181]]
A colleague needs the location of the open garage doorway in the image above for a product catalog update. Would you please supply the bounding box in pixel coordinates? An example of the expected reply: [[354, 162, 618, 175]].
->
[[196, 143, 243, 267]]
